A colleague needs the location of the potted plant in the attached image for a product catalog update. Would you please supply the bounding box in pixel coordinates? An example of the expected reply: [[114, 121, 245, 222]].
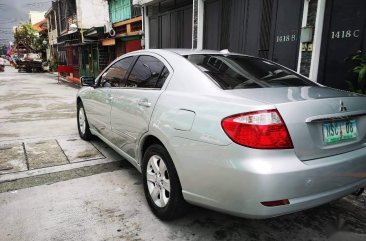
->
[[346, 51, 366, 94]]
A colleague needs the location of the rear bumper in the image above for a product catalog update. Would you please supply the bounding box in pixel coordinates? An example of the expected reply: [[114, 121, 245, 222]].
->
[[170, 138, 366, 218]]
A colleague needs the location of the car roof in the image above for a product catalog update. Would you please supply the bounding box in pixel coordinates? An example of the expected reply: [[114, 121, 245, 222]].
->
[[129, 48, 244, 57], [161, 49, 228, 55]]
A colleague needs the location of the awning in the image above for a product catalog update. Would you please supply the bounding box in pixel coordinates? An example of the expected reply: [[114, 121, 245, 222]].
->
[[121, 35, 141, 42], [101, 38, 116, 46], [69, 39, 98, 47]]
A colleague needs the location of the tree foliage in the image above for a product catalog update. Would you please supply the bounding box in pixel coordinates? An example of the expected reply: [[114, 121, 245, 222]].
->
[[14, 23, 40, 51]]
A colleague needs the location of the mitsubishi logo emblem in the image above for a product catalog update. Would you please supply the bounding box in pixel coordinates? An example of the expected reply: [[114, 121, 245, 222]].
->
[[339, 100, 347, 112]]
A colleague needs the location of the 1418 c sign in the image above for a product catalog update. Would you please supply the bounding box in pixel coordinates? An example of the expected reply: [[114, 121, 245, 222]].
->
[[330, 29, 360, 39]]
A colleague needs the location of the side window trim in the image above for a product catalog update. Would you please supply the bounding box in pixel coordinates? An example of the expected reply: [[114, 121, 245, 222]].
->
[[125, 55, 170, 90], [122, 55, 139, 87], [120, 55, 138, 87], [96, 53, 174, 90]]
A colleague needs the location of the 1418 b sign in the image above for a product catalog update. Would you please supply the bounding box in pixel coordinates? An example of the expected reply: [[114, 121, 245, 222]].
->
[[276, 34, 297, 43]]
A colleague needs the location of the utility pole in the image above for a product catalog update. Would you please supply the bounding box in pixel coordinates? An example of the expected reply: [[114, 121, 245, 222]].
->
[[15, 27, 19, 56]]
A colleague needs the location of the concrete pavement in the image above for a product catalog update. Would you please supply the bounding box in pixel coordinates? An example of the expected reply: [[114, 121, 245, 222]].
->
[[1, 169, 366, 241], [0, 67, 122, 188], [0, 67, 365, 241]]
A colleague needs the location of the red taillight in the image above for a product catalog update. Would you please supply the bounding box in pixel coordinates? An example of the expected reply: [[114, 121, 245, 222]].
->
[[221, 109, 293, 149]]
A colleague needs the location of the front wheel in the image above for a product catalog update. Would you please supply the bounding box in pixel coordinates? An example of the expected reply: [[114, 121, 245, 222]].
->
[[142, 144, 187, 220], [77, 101, 93, 140]]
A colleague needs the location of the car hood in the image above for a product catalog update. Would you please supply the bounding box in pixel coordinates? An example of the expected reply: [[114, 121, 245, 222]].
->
[[226, 86, 363, 104]]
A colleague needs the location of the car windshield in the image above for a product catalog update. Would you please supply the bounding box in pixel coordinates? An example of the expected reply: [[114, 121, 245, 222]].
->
[[185, 54, 317, 89]]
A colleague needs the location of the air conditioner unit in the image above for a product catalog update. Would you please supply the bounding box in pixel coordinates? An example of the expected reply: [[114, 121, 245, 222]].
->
[[104, 22, 113, 34]]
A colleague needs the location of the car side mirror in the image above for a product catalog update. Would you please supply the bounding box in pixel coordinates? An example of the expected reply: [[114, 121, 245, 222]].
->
[[80, 76, 95, 87]]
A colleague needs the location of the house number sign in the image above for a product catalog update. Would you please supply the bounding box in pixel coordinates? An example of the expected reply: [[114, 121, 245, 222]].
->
[[330, 29, 360, 39], [276, 34, 297, 43]]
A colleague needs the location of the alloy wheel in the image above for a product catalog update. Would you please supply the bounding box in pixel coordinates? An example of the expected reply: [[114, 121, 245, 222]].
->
[[78, 107, 86, 135], [146, 155, 171, 208]]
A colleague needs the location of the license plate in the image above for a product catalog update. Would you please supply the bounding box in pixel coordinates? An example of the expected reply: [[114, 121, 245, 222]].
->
[[322, 120, 358, 144]]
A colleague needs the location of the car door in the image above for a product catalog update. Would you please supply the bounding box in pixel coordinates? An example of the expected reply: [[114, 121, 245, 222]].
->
[[85, 57, 134, 138], [109, 54, 171, 159]]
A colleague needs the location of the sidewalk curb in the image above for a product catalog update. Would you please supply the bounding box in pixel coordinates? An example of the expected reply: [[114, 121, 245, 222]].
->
[[0, 158, 119, 183], [47, 72, 81, 87]]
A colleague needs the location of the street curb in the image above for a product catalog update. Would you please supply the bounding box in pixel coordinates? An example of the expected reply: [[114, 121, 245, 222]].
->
[[47, 72, 81, 88], [0, 158, 119, 183]]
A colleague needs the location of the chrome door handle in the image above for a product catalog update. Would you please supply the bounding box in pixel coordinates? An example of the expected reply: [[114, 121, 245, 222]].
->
[[138, 99, 151, 107]]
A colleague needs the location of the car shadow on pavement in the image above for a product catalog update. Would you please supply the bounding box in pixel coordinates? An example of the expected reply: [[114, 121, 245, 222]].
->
[[161, 192, 366, 241]]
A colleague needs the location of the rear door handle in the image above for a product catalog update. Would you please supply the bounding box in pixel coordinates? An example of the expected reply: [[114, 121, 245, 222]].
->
[[138, 99, 151, 108]]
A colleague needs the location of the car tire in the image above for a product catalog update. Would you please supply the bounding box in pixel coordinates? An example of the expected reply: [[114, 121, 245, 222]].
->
[[77, 101, 93, 140], [142, 144, 187, 220]]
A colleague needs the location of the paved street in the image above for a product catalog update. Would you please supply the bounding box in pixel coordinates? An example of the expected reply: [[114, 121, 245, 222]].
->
[[0, 67, 366, 241]]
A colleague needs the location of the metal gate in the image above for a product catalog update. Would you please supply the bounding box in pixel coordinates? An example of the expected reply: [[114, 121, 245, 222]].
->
[[148, 1, 192, 49], [203, 0, 304, 70], [318, 0, 366, 91]]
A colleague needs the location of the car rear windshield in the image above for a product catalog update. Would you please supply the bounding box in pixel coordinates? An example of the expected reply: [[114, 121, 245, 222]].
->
[[185, 54, 317, 89]]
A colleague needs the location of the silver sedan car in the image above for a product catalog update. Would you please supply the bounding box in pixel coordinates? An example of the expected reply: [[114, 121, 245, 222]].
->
[[77, 49, 366, 220]]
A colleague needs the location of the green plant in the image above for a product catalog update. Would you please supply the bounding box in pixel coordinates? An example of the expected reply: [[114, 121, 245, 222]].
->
[[352, 54, 366, 94], [49, 57, 58, 72], [346, 52, 366, 94]]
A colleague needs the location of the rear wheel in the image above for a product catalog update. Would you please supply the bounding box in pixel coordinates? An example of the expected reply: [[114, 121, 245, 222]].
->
[[77, 101, 93, 140], [142, 144, 187, 220]]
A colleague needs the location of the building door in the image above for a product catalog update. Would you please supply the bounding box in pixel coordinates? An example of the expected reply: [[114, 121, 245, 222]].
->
[[318, 0, 366, 91], [203, 0, 303, 70], [148, 1, 192, 48], [268, 0, 304, 70], [203, 0, 221, 50]]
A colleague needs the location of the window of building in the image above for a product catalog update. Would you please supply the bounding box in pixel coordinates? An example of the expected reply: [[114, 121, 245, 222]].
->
[[50, 12, 56, 31], [109, 0, 131, 23], [125, 56, 169, 88]]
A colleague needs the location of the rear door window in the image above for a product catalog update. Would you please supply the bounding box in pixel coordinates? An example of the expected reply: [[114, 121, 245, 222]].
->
[[125, 55, 169, 89], [186, 54, 318, 89]]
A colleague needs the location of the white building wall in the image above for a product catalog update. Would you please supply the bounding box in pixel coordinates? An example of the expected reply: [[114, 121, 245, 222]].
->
[[29, 11, 46, 24], [76, 0, 109, 29], [143, 6, 150, 49], [49, 29, 58, 45], [309, 0, 327, 82], [132, 0, 156, 5], [47, 10, 58, 45], [196, 0, 204, 49]]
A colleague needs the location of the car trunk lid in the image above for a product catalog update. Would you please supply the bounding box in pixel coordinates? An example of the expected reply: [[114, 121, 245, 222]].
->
[[228, 87, 366, 161]]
